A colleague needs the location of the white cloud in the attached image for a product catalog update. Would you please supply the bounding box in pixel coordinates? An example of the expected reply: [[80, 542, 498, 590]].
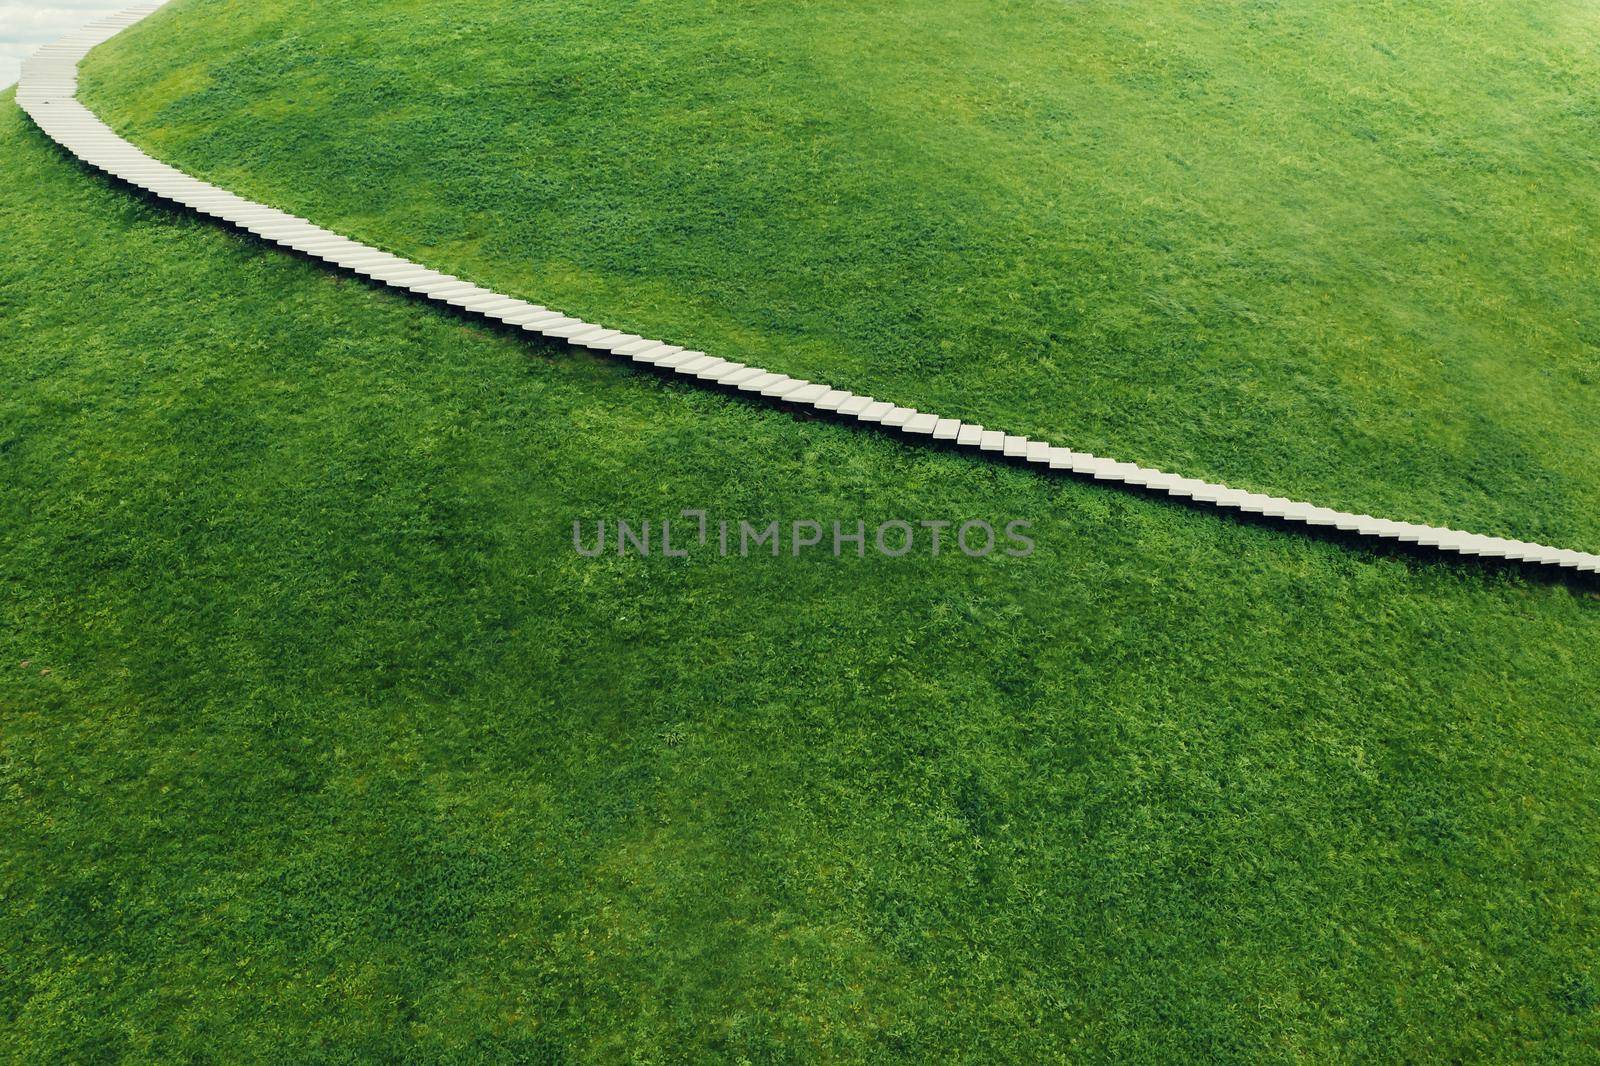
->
[[2, 3, 125, 88]]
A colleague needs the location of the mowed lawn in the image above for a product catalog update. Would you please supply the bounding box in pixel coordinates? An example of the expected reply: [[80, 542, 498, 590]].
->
[[84, 0, 1600, 555], [0, 1, 1596, 1061]]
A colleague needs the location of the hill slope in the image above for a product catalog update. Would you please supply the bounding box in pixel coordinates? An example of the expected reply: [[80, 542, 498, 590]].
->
[[82, 0, 1600, 553], [2, 2, 1600, 1059]]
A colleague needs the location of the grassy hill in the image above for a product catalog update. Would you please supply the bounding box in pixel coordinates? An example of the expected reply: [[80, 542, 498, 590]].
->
[[83, 0, 1600, 555], [1, 0, 1599, 1059]]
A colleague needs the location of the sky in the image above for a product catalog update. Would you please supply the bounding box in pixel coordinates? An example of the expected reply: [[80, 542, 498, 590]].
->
[[2, 2, 124, 88]]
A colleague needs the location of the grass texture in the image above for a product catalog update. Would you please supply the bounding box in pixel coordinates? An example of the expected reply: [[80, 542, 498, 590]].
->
[[0, 0, 1597, 1059], [83, 0, 1600, 554]]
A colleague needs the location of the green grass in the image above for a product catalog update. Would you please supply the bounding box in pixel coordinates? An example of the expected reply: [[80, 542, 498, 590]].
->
[[83, 0, 1600, 555], [0, 0, 1597, 1059]]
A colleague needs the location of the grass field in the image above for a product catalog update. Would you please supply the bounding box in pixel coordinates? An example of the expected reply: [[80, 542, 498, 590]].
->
[[2, 0, 1599, 1060], [82, 0, 1600, 555]]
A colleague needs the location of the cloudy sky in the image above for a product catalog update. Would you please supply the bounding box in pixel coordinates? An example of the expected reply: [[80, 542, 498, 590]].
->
[[2, 3, 124, 87]]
